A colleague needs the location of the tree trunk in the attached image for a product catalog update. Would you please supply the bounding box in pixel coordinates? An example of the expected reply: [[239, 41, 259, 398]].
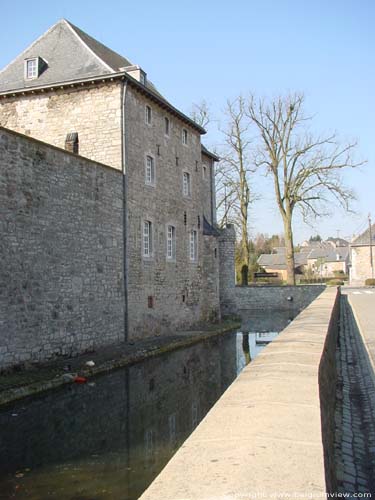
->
[[283, 213, 296, 285]]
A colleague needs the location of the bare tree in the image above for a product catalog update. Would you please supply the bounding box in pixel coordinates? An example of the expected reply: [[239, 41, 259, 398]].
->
[[190, 100, 211, 129], [217, 96, 255, 268], [247, 93, 363, 284]]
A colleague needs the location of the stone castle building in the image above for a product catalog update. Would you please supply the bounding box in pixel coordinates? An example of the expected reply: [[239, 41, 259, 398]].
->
[[0, 19, 236, 368]]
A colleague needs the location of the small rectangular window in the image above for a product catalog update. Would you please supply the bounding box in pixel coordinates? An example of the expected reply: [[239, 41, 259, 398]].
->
[[190, 230, 198, 261], [183, 172, 191, 197], [167, 225, 176, 260], [25, 58, 38, 79], [165, 117, 170, 136], [202, 165, 207, 179], [145, 105, 152, 125], [145, 155, 155, 185], [143, 221, 152, 257], [182, 128, 188, 145]]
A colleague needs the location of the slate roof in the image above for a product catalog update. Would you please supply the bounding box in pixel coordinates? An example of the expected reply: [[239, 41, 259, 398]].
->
[[307, 248, 332, 260], [203, 216, 220, 237], [351, 223, 375, 246], [326, 237, 349, 248], [201, 145, 220, 162], [0, 20, 119, 92], [0, 19, 205, 134], [307, 246, 349, 262], [324, 247, 349, 262], [257, 252, 307, 268]]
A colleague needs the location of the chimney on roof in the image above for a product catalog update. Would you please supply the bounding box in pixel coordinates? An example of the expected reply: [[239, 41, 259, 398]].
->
[[65, 132, 79, 154], [122, 65, 147, 85]]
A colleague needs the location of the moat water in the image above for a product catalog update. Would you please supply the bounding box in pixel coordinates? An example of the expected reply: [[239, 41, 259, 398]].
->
[[0, 310, 296, 500]]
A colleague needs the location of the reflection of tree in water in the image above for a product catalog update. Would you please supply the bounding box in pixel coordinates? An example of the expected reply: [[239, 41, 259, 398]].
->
[[242, 333, 251, 365]]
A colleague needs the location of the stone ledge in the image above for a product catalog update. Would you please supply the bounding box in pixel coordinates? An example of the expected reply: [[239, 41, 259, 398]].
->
[[139, 288, 339, 500], [0, 320, 240, 407]]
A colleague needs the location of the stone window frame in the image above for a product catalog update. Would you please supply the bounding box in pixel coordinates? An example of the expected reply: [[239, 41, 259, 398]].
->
[[164, 117, 171, 137], [143, 219, 154, 259], [189, 229, 198, 262], [145, 153, 156, 186], [182, 171, 191, 197], [166, 224, 177, 261], [202, 163, 208, 180], [182, 128, 188, 146], [24, 58, 39, 80], [145, 105, 152, 126]]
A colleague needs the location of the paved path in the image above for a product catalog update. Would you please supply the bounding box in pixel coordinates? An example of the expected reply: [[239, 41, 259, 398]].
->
[[335, 290, 375, 495]]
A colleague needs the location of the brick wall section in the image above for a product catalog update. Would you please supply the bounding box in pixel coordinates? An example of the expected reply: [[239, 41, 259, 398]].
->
[[0, 82, 123, 170], [0, 128, 125, 368], [350, 246, 375, 285], [234, 284, 325, 312], [125, 86, 220, 338]]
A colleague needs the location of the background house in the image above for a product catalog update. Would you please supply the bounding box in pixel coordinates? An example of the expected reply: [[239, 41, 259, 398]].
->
[[350, 224, 375, 285], [257, 238, 349, 281]]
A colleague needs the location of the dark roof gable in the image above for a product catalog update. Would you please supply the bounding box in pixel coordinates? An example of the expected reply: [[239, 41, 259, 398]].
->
[[0, 19, 118, 92], [0, 19, 206, 134]]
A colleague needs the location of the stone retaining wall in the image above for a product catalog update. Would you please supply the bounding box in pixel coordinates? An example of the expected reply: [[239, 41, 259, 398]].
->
[[235, 284, 325, 312], [0, 127, 125, 368]]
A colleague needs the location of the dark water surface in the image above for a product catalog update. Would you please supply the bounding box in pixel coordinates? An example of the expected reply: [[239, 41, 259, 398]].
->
[[0, 311, 296, 500]]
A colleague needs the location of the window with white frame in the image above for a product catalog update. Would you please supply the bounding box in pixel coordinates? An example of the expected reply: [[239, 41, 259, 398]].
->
[[166, 225, 176, 260], [25, 58, 38, 79], [145, 105, 152, 125], [164, 117, 170, 136], [182, 128, 188, 145], [145, 155, 155, 185], [143, 220, 153, 257], [182, 172, 191, 197], [190, 230, 198, 261]]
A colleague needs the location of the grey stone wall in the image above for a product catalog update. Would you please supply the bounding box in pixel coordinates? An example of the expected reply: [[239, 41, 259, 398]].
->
[[0, 79, 223, 348], [234, 284, 325, 313], [319, 288, 340, 493], [218, 225, 237, 316], [0, 82, 123, 170], [201, 154, 215, 225], [0, 127, 125, 369], [125, 86, 220, 338], [201, 235, 220, 322]]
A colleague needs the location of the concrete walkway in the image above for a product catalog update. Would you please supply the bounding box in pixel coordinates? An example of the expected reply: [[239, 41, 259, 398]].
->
[[140, 288, 338, 500]]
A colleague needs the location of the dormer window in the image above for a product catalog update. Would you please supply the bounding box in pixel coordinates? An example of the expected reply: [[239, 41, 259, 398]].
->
[[25, 58, 38, 79]]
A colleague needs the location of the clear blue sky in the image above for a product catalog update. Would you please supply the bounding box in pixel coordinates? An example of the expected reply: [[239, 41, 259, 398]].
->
[[1, 0, 374, 243]]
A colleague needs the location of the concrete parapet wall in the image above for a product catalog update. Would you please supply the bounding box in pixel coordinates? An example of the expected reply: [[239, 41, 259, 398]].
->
[[235, 284, 326, 312], [140, 287, 340, 500]]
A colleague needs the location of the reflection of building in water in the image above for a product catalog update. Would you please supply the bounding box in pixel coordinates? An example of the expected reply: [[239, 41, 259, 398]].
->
[[242, 333, 251, 365], [256, 332, 279, 344], [0, 334, 240, 500]]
